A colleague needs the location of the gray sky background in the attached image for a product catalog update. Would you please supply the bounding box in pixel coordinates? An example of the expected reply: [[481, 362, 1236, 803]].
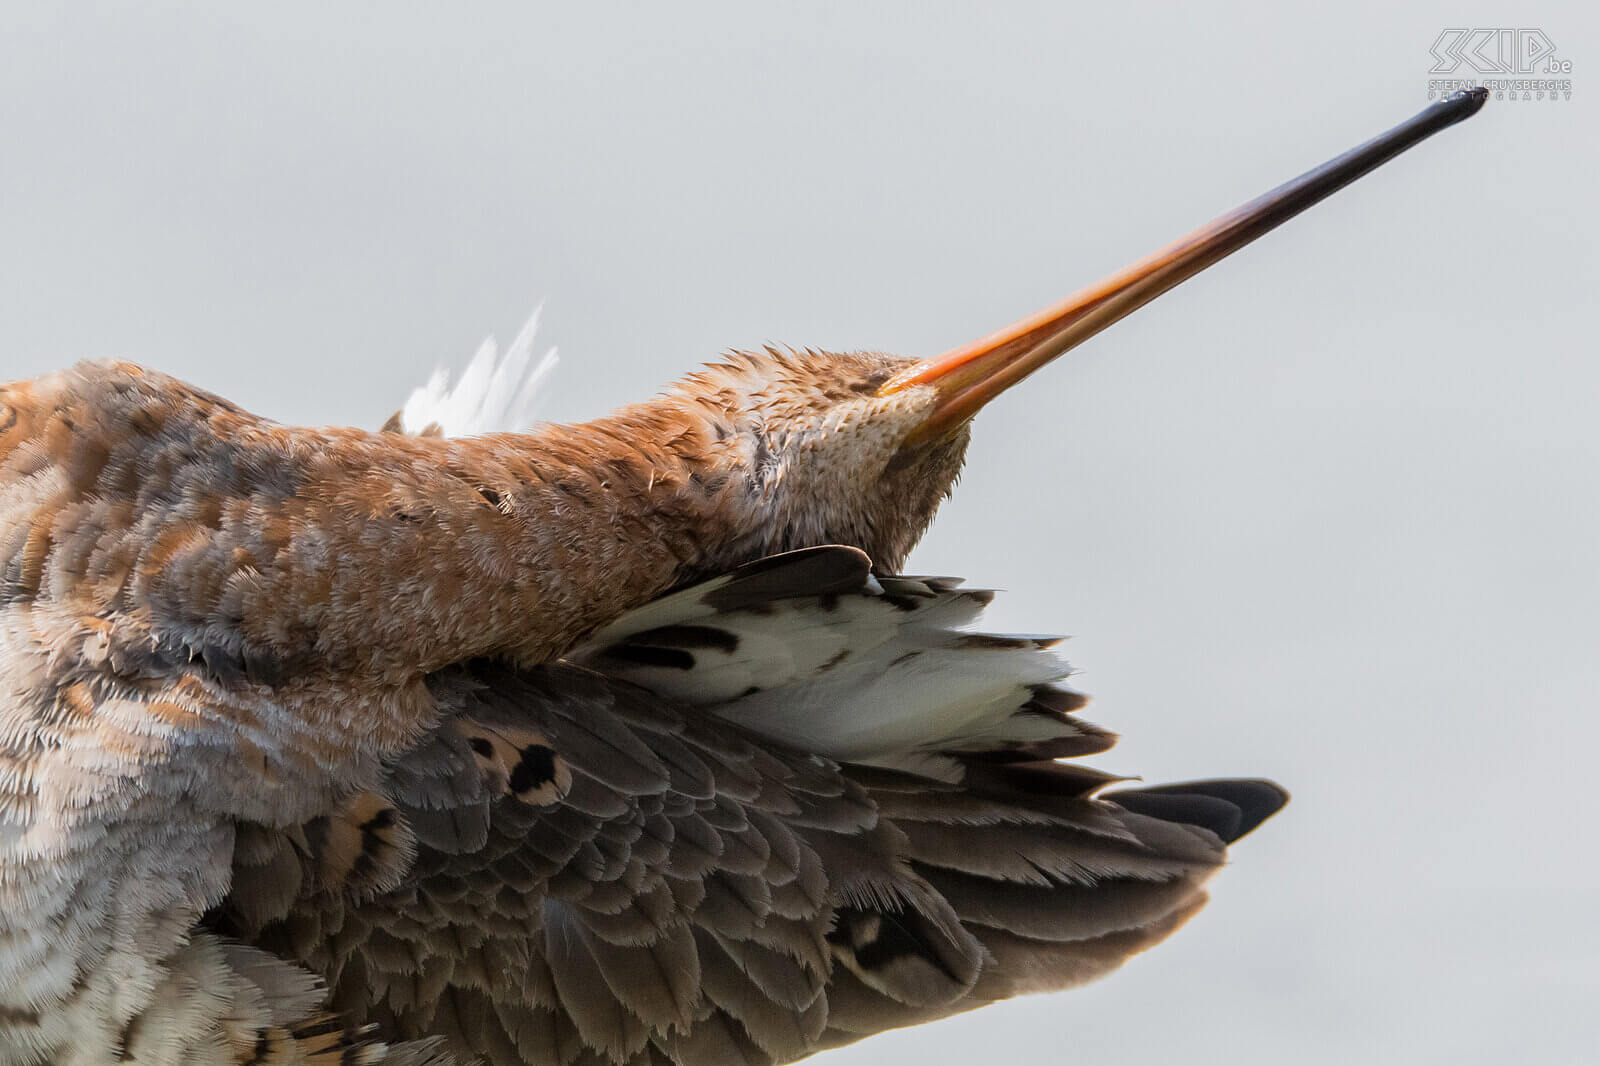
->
[[3, 4, 1597, 1064]]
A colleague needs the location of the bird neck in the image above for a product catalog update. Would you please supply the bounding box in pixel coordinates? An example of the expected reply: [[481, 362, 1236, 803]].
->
[[464, 407, 739, 663], [269, 407, 739, 680]]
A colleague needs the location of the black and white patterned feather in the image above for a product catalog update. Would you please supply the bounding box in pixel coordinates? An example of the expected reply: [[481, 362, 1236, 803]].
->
[[574, 547, 1114, 782]]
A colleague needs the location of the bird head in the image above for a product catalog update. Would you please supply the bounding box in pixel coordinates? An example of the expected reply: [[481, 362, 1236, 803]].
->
[[636, 89, 1488, 576], [661, 345, 968, 572]]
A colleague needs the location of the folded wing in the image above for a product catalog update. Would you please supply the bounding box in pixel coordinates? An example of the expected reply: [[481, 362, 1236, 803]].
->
[[216, 548, 1286, 1066]]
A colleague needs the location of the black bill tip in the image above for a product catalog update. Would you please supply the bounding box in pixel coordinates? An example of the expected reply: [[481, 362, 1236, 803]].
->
[[1441, 86, 1490, 122]]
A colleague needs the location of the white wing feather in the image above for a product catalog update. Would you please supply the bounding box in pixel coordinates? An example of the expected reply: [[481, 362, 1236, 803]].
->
[[399, 307, 558, 436], [575, 555, 1111, 783]]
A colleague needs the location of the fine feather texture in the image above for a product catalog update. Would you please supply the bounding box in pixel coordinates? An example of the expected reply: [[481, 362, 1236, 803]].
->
[[0, 324, 1287, 1065], [214, 652, 1279, 1066]]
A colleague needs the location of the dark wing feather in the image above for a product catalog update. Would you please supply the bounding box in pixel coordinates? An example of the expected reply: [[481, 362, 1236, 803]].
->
[[211, 549, 1285, 1066]]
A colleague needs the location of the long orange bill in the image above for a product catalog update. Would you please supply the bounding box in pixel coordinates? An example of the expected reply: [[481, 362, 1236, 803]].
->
[[887, 88, 1488, 446]]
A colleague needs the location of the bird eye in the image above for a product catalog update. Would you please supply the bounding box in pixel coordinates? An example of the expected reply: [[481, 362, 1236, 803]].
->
[[851, 370, 893, 394]]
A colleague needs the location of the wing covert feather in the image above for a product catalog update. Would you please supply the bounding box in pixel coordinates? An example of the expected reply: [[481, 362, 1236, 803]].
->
[[208, 551, 1284, 1065]]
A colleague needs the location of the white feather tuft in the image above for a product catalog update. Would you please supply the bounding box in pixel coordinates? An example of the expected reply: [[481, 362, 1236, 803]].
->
[[399, 307, 558, 437]]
